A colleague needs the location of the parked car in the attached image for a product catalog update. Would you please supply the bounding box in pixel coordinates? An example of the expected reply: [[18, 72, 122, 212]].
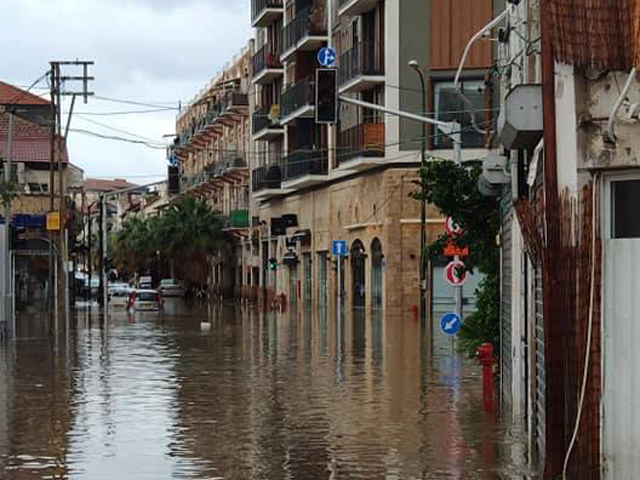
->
[[159, 279, 185, 298], [128, 289, 163, 311], [137, 276, 153, 290], [108, 282, 130, 296]]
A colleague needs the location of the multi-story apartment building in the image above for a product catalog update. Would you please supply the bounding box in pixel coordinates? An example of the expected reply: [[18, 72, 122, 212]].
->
[[171, 45, 253, 297], [250, 0, 502, 318]]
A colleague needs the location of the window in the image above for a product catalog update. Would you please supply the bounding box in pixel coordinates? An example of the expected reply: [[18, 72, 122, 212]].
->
[[433, 79, 487, 148], [612, 180, 640, 239], [317, 251, 327, 311]]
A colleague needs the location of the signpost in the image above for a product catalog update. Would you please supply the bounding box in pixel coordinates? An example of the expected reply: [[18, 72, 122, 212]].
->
[[317, 46, 337, 67], [440, 312, 462, 336], [332, 240, 347, 340], [444, 216, 466, 322]]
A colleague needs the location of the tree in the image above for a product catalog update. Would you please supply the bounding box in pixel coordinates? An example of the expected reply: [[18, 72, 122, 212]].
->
[[413, 160, 500, 356]]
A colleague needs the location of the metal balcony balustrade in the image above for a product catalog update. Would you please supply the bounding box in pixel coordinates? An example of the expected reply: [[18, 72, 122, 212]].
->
[[252, 105, 281, 135], [282, 148, 328, 181], [220, 92, 249, 112], [251, 0, 283, 26], [281, 76, 314, 119], [226, 209, 250, 229], [338, 40, 384, 87], [252, 164, 282, 191], [281, 6, 327, 54], [338, 121, 385, 163], [252, 43, 282, 78]]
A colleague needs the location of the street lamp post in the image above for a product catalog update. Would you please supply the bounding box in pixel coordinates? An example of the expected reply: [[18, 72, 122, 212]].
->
[[408, 60, 428, 330]]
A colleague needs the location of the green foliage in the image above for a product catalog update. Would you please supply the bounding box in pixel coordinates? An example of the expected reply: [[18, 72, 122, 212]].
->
[[0, 179, 18, 205], [414, 159, 500, 356], [111, 196, 227, 284]]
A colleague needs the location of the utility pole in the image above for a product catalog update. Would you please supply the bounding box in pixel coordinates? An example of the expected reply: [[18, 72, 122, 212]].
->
[[48, 60, 94, 323], [3, 110, 14, 339]]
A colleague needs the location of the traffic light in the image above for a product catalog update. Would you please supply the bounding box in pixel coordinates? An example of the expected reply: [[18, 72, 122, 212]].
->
[[315, 68, 338, 124], [268, 258, 278, 271], [168, 165, 180, 194]]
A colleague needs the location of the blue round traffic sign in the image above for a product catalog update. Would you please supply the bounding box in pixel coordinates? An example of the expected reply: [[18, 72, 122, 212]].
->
[[440, 312, 462, 336], [317, 46, 337, 67]]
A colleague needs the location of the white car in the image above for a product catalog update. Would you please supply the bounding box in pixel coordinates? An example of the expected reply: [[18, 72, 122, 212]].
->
[[129, 289, 163, 311], [159, 279, 185, 298], [109, 288, 132, 308]]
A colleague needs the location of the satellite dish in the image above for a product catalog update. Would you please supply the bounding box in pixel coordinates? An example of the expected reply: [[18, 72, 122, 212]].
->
[[478, 175, 501, 197]]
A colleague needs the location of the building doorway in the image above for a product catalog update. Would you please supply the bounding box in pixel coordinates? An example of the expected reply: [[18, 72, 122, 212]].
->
[[371, 238, 383, 310], [351, 239, 366, 309]]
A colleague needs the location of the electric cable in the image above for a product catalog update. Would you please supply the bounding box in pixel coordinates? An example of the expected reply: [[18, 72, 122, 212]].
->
[[562, 173, 599, 480]]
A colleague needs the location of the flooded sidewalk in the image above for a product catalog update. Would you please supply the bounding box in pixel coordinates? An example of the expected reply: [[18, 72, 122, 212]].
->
[[0, 301, 533, 479]]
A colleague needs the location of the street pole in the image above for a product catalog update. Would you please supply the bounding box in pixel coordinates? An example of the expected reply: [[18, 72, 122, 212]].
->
[[453, 131, 463, 320], [409, 61, 428, 330], [98, 195, 104, 306], [337, 254, 342, 346], [87, 205, 92, 301], [3, 111, 14, 339]]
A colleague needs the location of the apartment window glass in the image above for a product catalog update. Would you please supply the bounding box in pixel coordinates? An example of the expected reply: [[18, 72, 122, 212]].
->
[[434, 79, 486, 148], [317, 251, 327, 311], [612, 180, 640, 238]]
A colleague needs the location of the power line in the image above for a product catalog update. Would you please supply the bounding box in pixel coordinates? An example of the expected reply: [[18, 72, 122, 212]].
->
[[75, 114, 166, 146], [63, 107, 176, 116], [69, 128, 167, 149], [92, 95, 180, 110]]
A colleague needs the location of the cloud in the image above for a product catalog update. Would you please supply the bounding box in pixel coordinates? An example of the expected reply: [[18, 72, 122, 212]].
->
[[0, 0, 252, 181]]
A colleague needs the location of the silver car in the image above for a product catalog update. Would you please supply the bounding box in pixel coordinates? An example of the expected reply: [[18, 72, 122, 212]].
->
[[159, 279, 185, 298]]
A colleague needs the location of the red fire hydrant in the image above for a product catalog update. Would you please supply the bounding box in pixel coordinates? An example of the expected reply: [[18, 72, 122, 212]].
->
[[476, 342, 497, 413]]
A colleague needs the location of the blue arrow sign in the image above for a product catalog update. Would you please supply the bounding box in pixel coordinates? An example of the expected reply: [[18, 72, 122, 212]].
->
[[332, 240, 347, 257], [440, 312, 462, 336], [317, 47, 337, 67]]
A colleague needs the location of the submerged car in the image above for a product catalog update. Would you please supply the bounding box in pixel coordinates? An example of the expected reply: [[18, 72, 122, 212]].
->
[[159, 279, 185, 298], [128, 289, 163, 311]]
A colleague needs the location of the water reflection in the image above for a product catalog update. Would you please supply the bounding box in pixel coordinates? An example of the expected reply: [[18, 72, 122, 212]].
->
[[0, 301, 531, 479]]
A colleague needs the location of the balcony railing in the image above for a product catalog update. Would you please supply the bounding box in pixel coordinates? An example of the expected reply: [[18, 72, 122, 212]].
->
[[281, 76, 315, 119], [252, 164, 282, 191], [283, 148, 328, 181], [252, 105, 282, 135], [252, 0, 283, 25], [253, 44, 282, 78], [282, 6, 327, 54], [338, 40, 384, 87], [221, 92, 249, 112], [227, 209, 250, 229], [338, 122, 385, 163]]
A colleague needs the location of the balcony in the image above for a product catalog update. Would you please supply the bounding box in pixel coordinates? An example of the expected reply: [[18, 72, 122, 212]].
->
[[181, 169, 224, 196], [227, 209, 250, 229], [252, 164, 292, 200], [338, 0, 380, 17], [338, 41, 385, 94], [252, 105, 284, 141], [252, 43, 283, 84], [282, 148, 328, 189], [337, 121, 385, 171], [281, 76, 315, 125], [281, 6, 327, 61], [252, 0, 283, 28]]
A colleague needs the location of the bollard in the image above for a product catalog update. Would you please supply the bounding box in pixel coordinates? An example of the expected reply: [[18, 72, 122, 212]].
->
[[476, 342, 497, 413]]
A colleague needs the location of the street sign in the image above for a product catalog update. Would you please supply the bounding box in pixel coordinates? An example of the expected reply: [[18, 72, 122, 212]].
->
[[332, 240, 347, 257], [46, 211, 60, 231], [444, 242, 469, 257], [317, 46, 337, 67], [441, 312, 462, 336], [445, 216, 464, 236], [445, 260, 467, 287]]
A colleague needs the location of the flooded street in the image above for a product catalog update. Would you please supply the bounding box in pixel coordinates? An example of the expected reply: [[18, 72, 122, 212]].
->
[[0, 301, 530, 479]]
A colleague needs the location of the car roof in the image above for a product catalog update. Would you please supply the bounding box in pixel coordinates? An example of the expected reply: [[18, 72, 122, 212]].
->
[[135, 289, 157, 294]]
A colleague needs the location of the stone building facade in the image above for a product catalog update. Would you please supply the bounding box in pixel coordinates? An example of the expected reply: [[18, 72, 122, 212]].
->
[[248, 0, 501, 319]]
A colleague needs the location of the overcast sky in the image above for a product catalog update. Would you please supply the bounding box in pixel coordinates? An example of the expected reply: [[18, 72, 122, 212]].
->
[[0, 0, 252, 184]]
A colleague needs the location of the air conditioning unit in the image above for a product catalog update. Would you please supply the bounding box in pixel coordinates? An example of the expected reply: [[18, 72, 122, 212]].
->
[[16, 163, 26, 185]]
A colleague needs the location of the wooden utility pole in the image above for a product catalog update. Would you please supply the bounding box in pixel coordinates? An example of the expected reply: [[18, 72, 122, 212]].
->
[[48, 60, 94, 325]]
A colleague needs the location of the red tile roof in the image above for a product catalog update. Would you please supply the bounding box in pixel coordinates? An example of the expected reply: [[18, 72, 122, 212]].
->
[[0, 81, 49, 106], [0, 113, 68, 164], [84, 178, 139, 192]]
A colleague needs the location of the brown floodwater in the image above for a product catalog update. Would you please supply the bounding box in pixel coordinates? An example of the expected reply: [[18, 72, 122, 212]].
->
[[0, 300, 533, 479]]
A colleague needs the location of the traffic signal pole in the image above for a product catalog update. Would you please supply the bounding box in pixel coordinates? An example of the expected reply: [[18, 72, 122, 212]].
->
[[339, 96, 463, 324]]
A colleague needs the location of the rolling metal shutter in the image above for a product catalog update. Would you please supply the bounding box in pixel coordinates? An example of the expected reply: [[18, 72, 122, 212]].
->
[[500, 191, 513, 407]]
